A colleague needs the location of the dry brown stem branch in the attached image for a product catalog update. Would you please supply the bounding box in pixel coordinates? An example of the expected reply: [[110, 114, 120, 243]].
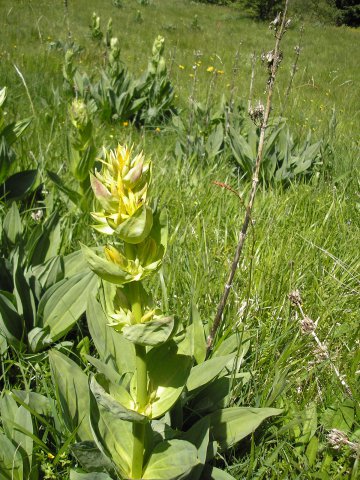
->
[[289, 290, 355, 401], [206, 0, 290, 354]]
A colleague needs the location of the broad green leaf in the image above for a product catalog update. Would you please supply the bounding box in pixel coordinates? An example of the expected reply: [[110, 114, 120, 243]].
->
[[321, 399, 355, 433], [0, 291, 23, 350], [147, 341, 192, 419], [70, 471, 112, 480], [47, 170, 83, 206], [297, 402, 317, 444], [13, 406, 33, 474], [3, 202, 22, 244], [189, 302, 206, 365], [86, 296, 135, 376], [0, 334, 7, 355], [49, 350, 92, 441], [142, 439, 199, 480], [205, 124, 223, 159], [186, 354, 235, 392], [116, 205, 153, 244], [71, 441, 116, 476], [212, 332, 250, 371], [0, 432, 23, 480], [89, 388, 133, 479], [82, 244, 136, 284], [0, 393, 18, 437], [85, 356, 122, 386], [182, 417, 210, 480], [190, 376, 231, 414], [188, 302, 206, 364], [27, 326, 51, 353], [90, 375, 146, 423], [305, 435, 319, 467], [38, 271, 98, 342], [64, 249, 92, 278], [202, 465, 236, 480], [122, 316, 175, 347], [12, 390, 54, 416], [1, 169, 38, 201], [13, 257, 36, 332], [26, 211, 61, 267], [31, 256, 64, 291], [208, 407, 283, 449]]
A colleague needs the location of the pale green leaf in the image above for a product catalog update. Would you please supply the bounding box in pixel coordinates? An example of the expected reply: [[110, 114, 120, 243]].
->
[[71, 441, 116, 476], [208, 407, 283, 449], [122, 316, 175, 347], [0, 432, 23, 480], [186, 354, 235, 392], [190, 302, 206, 365], [12, 390, 54, 417], [90, 375, 146, 423], [86, 296, 135, 376], [39, 271, 98, 342], [89, 389, 133, 479], [49, 350, 92, 441], [148, 341, 192, 419], [70, 471, 112, 480], [3, 202, 22, 244], [116, 205, 153, 244], [142, 439, 199, 480]]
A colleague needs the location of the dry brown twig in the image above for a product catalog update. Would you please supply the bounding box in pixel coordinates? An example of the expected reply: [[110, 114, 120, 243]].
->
[[206, 0, 291, 354]]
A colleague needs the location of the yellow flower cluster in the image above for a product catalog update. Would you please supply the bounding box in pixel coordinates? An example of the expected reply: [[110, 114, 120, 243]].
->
[[90, 145, 150, 235]]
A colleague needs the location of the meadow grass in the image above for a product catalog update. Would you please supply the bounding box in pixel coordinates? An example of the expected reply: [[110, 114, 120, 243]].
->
[[0, 0, 359, 478]]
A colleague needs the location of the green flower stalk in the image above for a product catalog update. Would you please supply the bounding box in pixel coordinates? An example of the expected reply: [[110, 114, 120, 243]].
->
[[84, 143, 168, 478], [67, 99, 96, 210]]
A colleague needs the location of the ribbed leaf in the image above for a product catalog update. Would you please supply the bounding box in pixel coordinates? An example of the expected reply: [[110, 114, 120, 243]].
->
[[122, 316, 175, 347], [148, 341, 192, 419], [116, 205, 153, 244], [38, 271, 98, 342], [86, 296, 135, 376], [142, 439, 198, 480], [49, 350, 92, 441], [208, 407, 282, 449], [89, 387, 133, 479]]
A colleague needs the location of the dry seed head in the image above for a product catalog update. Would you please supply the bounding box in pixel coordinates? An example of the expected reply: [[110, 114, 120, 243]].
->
[[248, 101, 264, 126], [289, 290, 302, 307], [269, 13, 281, 31], [312, 345, 328, 363], [301, 316, 316, 334], [327, 429, 349, 450]]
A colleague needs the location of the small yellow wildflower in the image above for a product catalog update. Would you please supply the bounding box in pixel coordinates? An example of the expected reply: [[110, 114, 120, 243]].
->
[[123, 121, 129, 127], [217, 69, 224, 75], [47, 453, 55, 460], [189, 73, 194, 78], [206, 66, 214, 73], [155, 127, 161, 133], [178, 64, 185, 70]]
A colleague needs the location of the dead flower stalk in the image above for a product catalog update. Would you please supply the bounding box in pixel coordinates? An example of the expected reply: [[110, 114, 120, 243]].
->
[[289, 289, 354, 400], [207, 0, 290, 353]]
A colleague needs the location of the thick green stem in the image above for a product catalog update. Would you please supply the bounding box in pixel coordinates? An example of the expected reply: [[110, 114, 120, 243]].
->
[[131, 281, 148, 479]]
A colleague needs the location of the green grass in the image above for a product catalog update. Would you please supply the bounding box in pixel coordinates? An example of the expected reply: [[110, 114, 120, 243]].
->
[[0, 0, 359, 478]]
